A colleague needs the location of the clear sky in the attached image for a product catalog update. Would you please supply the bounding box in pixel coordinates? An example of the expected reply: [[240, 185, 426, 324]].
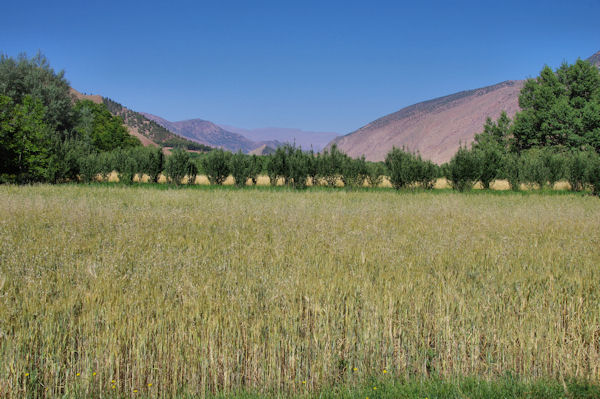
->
[[2, 0, 599, 133]]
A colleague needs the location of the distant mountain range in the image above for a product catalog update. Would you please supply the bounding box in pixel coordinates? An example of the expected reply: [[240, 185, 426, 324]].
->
[[589, 50, 600, 67], [327, 50, 600, 164], [141, 113, 340, 153], [140, 113, 257, 152], [73, 50, 599, 161], [219, 125, 340, 152]]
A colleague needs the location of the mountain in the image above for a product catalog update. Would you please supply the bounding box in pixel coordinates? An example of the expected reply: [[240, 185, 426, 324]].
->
[[219, 125, 340, 152], [248, 144, 276, 155], [587, 51, 600, 68], [141, 113, 255, 152], [102, 99, 211, 151], [70, 88, 212, 151], [329, 50, 600, 164], [328, 80, 523, 164]]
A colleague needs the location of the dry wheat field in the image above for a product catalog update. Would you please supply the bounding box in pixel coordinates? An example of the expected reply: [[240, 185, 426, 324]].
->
[[0, 185, 599, 398]]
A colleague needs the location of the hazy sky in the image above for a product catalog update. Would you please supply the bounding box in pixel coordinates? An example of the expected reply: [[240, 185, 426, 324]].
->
[[2, 0, 599, 133]]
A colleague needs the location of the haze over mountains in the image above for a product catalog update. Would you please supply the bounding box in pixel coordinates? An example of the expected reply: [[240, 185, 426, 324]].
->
[[71, 50, 599, 162], [219, 125, 340, 152], [141, 113, 340, 153], [327, 50, 600, 164]]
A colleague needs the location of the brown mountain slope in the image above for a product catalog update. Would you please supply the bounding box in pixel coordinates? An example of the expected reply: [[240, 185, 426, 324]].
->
[[69, 88, 103, 104], [141, 113, 255, 152], [329, 80, 523, 164], [103, 99, 211, 151], [70, 88, 159, 147], [587, 51, 600, 68]]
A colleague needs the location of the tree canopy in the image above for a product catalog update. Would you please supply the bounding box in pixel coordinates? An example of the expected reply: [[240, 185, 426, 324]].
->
[[512, 59, 600, 153]]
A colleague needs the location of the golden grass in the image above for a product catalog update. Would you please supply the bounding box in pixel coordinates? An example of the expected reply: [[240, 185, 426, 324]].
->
[[0, 185, 598, 397]]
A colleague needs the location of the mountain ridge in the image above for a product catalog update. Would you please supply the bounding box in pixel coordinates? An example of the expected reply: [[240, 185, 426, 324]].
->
[[140, 113, 257, 153], [328, 80, 523, 164]]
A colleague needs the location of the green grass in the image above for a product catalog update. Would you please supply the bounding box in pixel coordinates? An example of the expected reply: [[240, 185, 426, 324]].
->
[[1, 185, 599, 398]]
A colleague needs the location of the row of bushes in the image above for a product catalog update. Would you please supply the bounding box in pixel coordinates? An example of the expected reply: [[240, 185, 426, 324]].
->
[[75, 144, 600, 195], [196, 144, 438, 189], [446, 146, 600, 194]]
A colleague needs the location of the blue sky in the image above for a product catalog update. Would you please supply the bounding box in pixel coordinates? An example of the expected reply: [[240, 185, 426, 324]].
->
[[2, 0, 599, 133]]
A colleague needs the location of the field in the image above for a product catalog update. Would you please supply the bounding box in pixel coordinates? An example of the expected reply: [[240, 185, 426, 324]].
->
[[1, 185, 599, 398]]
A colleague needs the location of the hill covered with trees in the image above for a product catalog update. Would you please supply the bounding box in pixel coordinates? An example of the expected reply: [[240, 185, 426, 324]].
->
[[0, 53, 142, 183]]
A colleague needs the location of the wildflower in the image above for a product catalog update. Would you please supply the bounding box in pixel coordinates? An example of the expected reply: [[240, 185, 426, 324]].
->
[[112, 385, 116, 389], [111, 380, 116, 383], [373, 386, 377, 390], [76, 373, 80, 377], [353, 367, 357, 371], [24, 373, 29, 377], [302, 380, 306, 384], [148, 383, 152, 387], [133, 389, 138, 393], [383, 369, 387, 373], [92, 372, 96, 376]]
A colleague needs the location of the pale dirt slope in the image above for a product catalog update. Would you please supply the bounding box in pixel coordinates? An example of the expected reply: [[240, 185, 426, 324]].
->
[[330, 80, 524, 164]]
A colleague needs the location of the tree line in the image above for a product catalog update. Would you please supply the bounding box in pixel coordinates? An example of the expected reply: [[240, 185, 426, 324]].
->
[[442, 59, 600, 194], [1, 53, 600, 194], [0, 53, 140, 183]]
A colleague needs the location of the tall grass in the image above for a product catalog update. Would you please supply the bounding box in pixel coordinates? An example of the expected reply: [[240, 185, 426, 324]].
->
[[0, 185, 599, 397]]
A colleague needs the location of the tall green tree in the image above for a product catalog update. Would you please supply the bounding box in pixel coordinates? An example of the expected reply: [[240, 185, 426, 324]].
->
[[512, 60, 600, 153], [73, 100, 140, 151], [0, 95, 51, 182]]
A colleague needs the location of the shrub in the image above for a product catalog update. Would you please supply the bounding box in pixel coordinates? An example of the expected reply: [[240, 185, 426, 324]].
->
[[318, 144, 345, 187], [144, 147, 164, 183], [78, 153, 99, 183], [446, 146, 481, 191], [202, 149, 231, 185], [287, 147, 310, 189], [543, 149, 567, 188], [165, 149, 194, 185], [341, 156, 367, 188], [475, 145, 504, 189], [249, 155, 263, 185], [520, 149, 550, 189], [385, 147, 419, 189], [230, 151, 252, 187], [566, 151, 593, 192], [588, 154, 600, 196], [266, 146, 288, 186], [366, 162, 386, 188], [415, 157, 438, 189]]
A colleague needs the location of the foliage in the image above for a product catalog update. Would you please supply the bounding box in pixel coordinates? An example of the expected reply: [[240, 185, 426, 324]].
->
[[385, 147, 438, 190], [318, 144, 345, 187], [230, 151, 252, 187], [512, 60, 600, 152], [340, 155, 367, 188], [0, 95, 51, 182], [248, 155, 263, 185], [202, 149, 231, 185], [0, 53, 145, 183], [366, 162, 386, 187], [165, 148, 196, 185], [519, 148, 550, 189], [446, 145, 481, 191], [73, 100, 140, 152], [0, 52, 73, 135], [565, 150, 595, 192]]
